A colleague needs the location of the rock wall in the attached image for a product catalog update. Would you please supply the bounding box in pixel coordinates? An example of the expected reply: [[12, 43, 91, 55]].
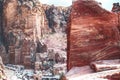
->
[[3, 0, 49, 67], [0, 0, 70, 68], [68, 0, 120, 70], [112, 3, 120, 12], [112, 2, 120, 32], [0, 0, 2, 45], [0, 0, 3, 44], [44, 5, 71, 33], [0, 0, 8, 64]]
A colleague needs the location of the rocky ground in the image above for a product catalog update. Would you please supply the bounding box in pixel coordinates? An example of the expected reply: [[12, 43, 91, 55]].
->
[[1, 32, 67, 80], [34, 32, 67, 78], [4, 68, 34, 80]]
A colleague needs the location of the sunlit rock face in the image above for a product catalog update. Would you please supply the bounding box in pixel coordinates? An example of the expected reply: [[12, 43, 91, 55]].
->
[[3, 0, 49, 67], [68, 0, 120, 70]]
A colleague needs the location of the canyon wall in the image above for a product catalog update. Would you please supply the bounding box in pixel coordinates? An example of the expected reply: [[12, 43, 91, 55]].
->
[[0, 0, 8, 64], [68, 0, 120, 70], [0, 0, 70, 68], [44, 5, 71, 33], [3, 0, 49, 67]]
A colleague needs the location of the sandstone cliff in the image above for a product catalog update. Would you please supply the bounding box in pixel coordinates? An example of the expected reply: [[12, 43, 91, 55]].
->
[[0, 0, 70, 68], [2, 0, 49, 67], [68, 0, 120, 70]]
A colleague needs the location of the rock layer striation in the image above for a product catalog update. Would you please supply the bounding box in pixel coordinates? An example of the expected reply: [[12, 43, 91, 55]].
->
[[68, 0, 120, 70]]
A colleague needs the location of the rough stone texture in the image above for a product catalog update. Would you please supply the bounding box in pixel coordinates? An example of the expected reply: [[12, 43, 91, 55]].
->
[[0, 45, 7, 64], [0, 1, 8, 64], [0, 1, 2, 43], [0, 56, 7, 80], [68, 0, 120, 70], [112, 3, 120, 12], [3, 0, 49, 67], [44, 5, 71, 33], [112, 3, 120, 33], [90, 59, 120, 72], [0, 0, 70, 69], [64, 68, 120, 80]]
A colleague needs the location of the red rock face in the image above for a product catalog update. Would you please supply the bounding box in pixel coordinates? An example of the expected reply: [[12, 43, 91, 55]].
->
[[68, 0, 120, 70]]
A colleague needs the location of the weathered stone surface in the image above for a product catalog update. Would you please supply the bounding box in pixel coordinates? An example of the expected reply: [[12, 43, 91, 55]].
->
[[63, 66, 94, 80], [0, 1, 8, 64], [90, 59, 120, 72], [35, 48, 67, 74], [0, 56, 7, 80], [64, 67, 120, 80], [0, 1, 3, 43], [68, 0, 120, 70], [0, 0, 69, 70], [44, 5, 71, 33], [112, 3, 120, 12], [3, 0, 48, 67]]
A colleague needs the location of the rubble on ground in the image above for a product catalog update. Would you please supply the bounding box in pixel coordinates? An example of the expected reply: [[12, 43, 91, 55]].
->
[[63, 59, 120, 80]]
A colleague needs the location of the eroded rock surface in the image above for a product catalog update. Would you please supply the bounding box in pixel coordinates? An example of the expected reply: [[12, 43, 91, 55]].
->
[[44, 5, 71, 33], [112, 3, 120, 12], [3, 0, 49, 67], [0, 56, 7, 80], [0, 0, 8, 64], [0, 0, 70, 70], [68, 0, 120, 70]]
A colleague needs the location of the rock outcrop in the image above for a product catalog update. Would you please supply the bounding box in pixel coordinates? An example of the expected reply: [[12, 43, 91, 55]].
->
[[44, 5, 71, 33], [68, 0, 120, 70], [112, 3, 120, 12], [0, 0, 70, 69], [3, 0, 49, 67], [0, 0, 2, 42], [0, 56, 7, 80], [0, 0, 8, 64]]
